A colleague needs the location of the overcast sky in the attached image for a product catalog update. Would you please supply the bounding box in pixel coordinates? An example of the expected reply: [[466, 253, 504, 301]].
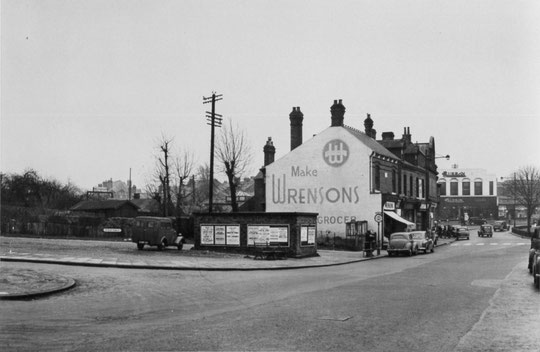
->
[[2, 0, 540, 191]]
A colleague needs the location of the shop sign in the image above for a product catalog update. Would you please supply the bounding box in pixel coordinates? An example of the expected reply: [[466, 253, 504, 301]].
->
[[383, 202, 395, 210], [442, 171, 466, 177], [419, 203, 428, 210]]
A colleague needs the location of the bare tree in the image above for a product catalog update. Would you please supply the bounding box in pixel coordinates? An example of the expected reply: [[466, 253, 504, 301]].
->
[[172, 148, 195, 215], [504, 165, 540, 233], [216, 120, 253, 212], [151, 135, 174, 217]]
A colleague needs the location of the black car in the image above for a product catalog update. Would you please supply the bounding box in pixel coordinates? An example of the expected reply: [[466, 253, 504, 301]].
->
[[493, 220, 508, 231]]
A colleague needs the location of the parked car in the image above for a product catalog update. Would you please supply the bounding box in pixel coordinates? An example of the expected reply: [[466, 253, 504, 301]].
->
[[131, 216, 185, 251], [530, 228, 540, 289], [478, 224, 494, 238], [455, 226, 470, 240], [387, 232, 417, 256], [410, 231, 434, 254], [493, 220, 508, 232]]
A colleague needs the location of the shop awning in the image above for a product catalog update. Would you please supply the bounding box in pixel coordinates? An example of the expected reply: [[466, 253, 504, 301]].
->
[[384, 211, 416, 228]]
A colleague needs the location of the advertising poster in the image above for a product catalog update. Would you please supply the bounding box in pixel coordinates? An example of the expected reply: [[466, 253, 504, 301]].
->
[[301, 226, 308, 242], [248, 226, 270, 245], [201, 225, 214, 245], [214, 226, 226, 245], [226, 225, 240, 245], [307, 227, 316, 244], [277, 227, 288, 243]]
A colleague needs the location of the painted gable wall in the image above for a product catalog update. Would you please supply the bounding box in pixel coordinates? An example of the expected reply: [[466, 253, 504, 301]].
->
[[265, 126, 382, 235]]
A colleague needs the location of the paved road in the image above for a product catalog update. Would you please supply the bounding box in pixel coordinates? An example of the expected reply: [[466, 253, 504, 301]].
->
[[0, 230, 538, 351]]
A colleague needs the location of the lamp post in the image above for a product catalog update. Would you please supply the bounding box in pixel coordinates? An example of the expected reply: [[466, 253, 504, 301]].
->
[[428, 154, 450, 230], [500, 173, 517, 229], [513, 172, 517, 228]]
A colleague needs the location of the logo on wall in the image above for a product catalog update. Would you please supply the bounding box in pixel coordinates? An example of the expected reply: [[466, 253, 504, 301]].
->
[[323, 139, 349, 167]]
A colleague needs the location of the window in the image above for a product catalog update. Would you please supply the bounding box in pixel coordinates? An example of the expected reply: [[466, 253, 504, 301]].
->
[[474, 179, 483, 195], [462, 179, 470, 196], [450, 179, 458, 195], [392, 169, 397, 193], [403, 174, 407, 195], [416, 178, 419, 198], [489, 181, 494, 195], [374, 165, 381, 191], [439, 181, 446, 196], [409, 175, 413, 196]]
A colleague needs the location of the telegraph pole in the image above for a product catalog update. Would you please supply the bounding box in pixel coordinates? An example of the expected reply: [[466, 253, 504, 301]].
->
[[203, 92, 223, 213]]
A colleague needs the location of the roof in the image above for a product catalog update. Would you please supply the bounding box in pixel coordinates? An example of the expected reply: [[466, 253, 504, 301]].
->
[[343, 125, 400, 161], [131, 198, 160, 213], [70, 200, 139, 212]]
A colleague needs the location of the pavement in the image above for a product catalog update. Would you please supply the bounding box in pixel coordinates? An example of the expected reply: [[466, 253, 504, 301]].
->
[[0, 238, 455, 299]]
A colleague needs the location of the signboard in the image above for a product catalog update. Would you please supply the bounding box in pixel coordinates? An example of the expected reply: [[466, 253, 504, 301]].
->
[[374, 213, 383, 223], [103, 228, 122, 233], [201, 225, 215, 245], [301, 225, 317, 246], [226, 226, 240, 245], [200, 224, 240, 246], [214, 226, 226, 245], [383, 202, 395, 210], [247, 225, 289, 246]]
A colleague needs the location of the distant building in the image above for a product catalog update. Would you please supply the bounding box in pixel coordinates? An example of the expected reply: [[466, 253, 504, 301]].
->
[[437, 167, 498, 221], [70, 199, 139, 218]]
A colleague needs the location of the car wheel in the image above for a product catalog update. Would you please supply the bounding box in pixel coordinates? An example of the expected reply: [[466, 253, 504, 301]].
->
[[157, 239, 166, 251], [177, 244, 183, 250], [431, 245, 435, 253], [408, 249, 412, 256], [137, 243, 144, 250]]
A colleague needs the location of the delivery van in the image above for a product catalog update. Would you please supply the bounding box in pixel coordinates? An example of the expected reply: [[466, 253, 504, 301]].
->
[[132, 216, 185, 250]]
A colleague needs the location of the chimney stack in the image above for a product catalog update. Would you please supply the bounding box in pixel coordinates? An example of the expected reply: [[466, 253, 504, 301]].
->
[[364, 113, 377, 139], [330, 99, 345, 127], [289, 106, 303, 151], [263, 137, 275, 166], [382, 132, 395, 140], [402, 127, 411, 142]]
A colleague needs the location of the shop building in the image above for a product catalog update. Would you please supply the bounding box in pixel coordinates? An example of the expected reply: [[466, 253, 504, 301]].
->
[[436, 167, 498, 222], [251, 100, 440, 239]]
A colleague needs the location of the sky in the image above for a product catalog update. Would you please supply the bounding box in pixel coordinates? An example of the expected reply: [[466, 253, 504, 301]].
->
[[2, 0, 540, 191]]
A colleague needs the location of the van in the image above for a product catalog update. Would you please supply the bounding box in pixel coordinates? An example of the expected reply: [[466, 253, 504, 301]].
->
[[131, 216, 185, 251]]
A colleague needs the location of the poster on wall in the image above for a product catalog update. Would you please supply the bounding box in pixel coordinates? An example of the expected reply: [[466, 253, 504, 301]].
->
[[307, 227, 316, 244], [301, 226, 316, 246], [214, 226, 226, 245], [226, 225, 240, 246], [201, 225, 214, 245], [301, 226, 308, 242], [248, 225, 288, 246]]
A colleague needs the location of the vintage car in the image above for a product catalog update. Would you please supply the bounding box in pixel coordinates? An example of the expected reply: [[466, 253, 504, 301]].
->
[[530, 228, 540, 289], [493, 220, 508, 232], [131, 216, 185, 251], [410, 231, 434, 254], [454, 226, 470, 240], [387, 232, 417, 256], [477, 224, 494, 238]]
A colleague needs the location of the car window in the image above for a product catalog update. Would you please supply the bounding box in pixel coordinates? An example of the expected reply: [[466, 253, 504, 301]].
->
[[411, 233, 424, 239], [148, 221, 155, 228], [391, 234, 408, 240]]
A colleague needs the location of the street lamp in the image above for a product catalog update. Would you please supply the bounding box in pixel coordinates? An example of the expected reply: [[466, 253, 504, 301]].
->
[[500, 173, 517, 229], [435, 154, 450, 160]]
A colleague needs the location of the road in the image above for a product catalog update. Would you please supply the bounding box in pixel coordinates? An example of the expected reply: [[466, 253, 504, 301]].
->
[[1, 230, 538, 351]]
